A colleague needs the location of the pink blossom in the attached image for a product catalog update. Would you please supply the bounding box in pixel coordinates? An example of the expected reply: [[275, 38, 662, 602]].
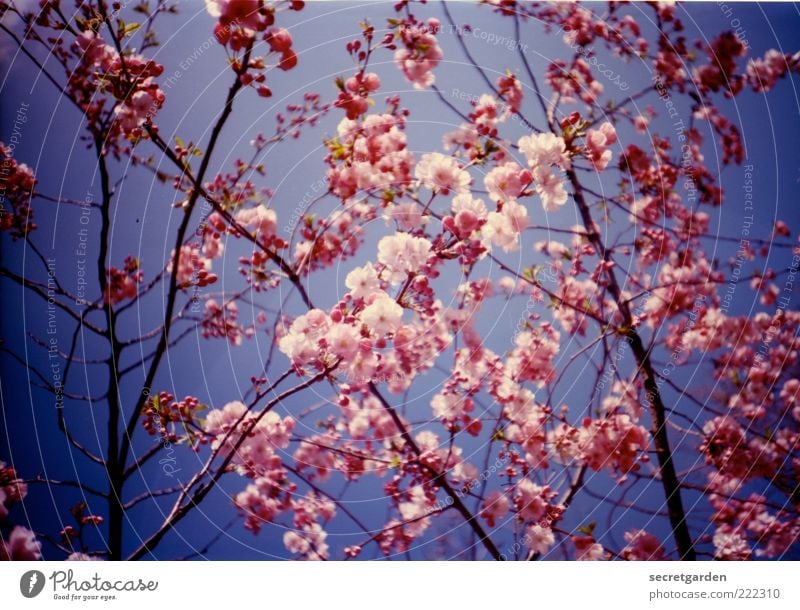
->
[[360, 295, 403, 337], [390, 202, 424, 231], [533, 165, 568, 211], [377, 232, 432, 284], [0, 526, 42, 560], [548, 423, 581, 464], [205, 0, 266, 31], [578, 414, 649, 476], [398, 486, 433, 538], [67, 552, 102, 561], [526, 524, 555, 555], [622, 529, 667, 560], [394, 22, 443, 90], [443, 123, 480, 156], [497, 73, 523, 113], [573, 535, 605, 560], [414, 152, 470, 195], [485, 201, 529, 252], [0, 462, 26, 521], [481, 491, 510, 527], [585, 122, 618, 171], [431, 392, 473, 422], [345, 262, 381, 299], [74, 31, 116, 68], [202, 299, 244, 345], [514, 479, 558, 523], [104, 256, 144, 304], [470, 94, 503, 136], [552, 276, 598, 335], [327, 114, 414, 200], [780, 379, 800, 422], [484, 162, 531, 202], [204, 400, 295, 475], [113, 89, 160, 135], [507, 323, 560, 384], [546, 58, 603, 104], [633, 114, 650, 134], [518, 132, 569, 169], [747, 50, 790, 92], [235, 205, 279, 247], [451, 193, 488, 226], [283, 523, 330, 560], [168, 244, 215, 289], [713, 525, 752, 560], [326, 323, 361, 362]]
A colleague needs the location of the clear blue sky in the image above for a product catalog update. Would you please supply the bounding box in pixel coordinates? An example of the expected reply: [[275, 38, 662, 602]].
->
[[2, 1, 799, 559]]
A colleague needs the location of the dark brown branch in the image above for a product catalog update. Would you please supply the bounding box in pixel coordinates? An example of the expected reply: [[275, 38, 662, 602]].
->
[[368, 383, 503, 561], [566, 166, 696, 560], [127, 367, 332, 560]]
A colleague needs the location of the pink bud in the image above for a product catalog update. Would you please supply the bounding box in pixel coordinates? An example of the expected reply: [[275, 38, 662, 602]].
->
[[345, 77, 360, 92], [363, 72, 380, 92], [278, 50, 297, 71], [266, 28, 293, 53]]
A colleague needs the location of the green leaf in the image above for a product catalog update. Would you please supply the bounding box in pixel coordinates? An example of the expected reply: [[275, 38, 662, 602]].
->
[[122, 22, 141, 37], [577, 521, 596, 536]]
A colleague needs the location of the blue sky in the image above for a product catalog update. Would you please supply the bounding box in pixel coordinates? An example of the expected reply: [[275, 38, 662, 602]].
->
[[2, 1, 800, 560]]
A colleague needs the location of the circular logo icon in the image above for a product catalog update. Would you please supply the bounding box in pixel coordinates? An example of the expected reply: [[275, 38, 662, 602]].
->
[[20, 570, 46, 599]]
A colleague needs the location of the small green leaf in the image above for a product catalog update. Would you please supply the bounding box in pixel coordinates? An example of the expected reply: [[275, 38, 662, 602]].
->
[[577, 521, 596, 536], [122, 22, 141, 37]]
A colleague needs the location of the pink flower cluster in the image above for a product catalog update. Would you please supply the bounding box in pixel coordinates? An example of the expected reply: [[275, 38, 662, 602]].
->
[[0, 462, 27, 521], [644, 249, 721, 324], [514, 479, 563, 525], [573, 535, 606, 560], [484, 162, 532, 203], [72, 31, 165, 140], [707, 473, 800, 560], [497, 73, 524, 114], [518, 132, 570, 211], [0, 142, 36, 239], [0, 526, 41, 561], [578, 414, 649, 477], [202, 299, 252, 345], [204, 400, 295, 477], [104, 255, 144, 305], [414, 152, 471, 195], [327, 112, 415, 201], [485, 199, 529, 252], [507, 323, 561, 385], [377, 232, 433, 284], [692, 32, 747, 96], [481, 490, 510, 528], [169, 244, 217, 289], [393, 18, 443, 90], [546, 58, 603, 105], [205, 1, 303, 96], [622, 529, 667, 560], [335, 71, 381, 119], [584, 122, 618, 171], [443, 192, 488, 244]]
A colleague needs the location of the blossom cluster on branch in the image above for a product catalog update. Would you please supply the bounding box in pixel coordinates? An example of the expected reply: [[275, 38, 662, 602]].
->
[[1, 0, 799, 562]]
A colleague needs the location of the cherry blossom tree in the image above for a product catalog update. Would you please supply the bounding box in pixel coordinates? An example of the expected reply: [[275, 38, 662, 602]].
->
[[1, 0, 799, 561]]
